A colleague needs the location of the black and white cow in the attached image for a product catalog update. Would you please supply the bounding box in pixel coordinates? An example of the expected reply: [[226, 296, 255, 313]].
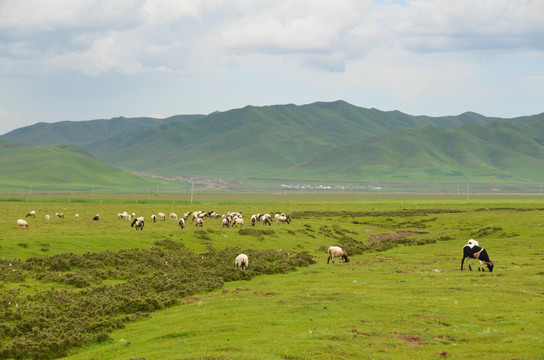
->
[[461, 239, 496, 272]]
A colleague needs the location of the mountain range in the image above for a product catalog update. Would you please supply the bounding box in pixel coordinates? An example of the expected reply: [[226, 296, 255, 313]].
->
[[1, 100, 543, 191]]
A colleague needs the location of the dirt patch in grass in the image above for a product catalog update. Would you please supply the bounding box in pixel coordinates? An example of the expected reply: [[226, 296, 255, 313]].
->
[[394, 331, 424, 347]]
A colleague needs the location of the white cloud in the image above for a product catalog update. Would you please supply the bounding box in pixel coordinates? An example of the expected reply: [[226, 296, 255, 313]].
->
[[0, 0, 543, 134]]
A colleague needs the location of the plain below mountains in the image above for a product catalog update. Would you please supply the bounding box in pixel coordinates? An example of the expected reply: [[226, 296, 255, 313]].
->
[[1, 100, 543, 190]]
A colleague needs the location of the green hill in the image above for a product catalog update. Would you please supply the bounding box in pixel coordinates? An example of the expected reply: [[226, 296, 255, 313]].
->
[[0, 140, 183, 192], [1, 101, 543, 188], [87, 101, 536, 178], [0, 114, 204, 146], [286, 119, 544, 183]]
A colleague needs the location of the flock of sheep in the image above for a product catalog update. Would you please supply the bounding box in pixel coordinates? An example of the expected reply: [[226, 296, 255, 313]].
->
[[13, 209, 496, 272]]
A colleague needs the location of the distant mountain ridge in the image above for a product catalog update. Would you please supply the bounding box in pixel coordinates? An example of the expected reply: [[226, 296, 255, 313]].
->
[[1, 114, 204, 146], [1, 101, 543, 187]]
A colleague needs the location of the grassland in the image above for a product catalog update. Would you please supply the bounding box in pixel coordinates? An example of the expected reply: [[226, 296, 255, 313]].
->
[[0, 193, 543, 359]]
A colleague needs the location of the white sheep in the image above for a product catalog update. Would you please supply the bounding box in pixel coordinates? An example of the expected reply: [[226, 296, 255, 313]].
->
[[277, 213, 291, 224], [75, 213, 79, 220], [260, 214, 273, 226], [45, 214, 50, 222], [26, 210, 36, 218], [178, 218, 185, 229], [221, 216, 230, 228], [195, 217, 204, 227], [235, 254, 249, 270], [151, 214, 157, 223], [170, 212, 178, 220], [131, 217, 144, 230], [251, 214, 259, 226], [231, 217, 244, 228], [17, 219, 30, 229], [327, 246, 349, 264], [55, 212, 64, 218], [158, 212, 167, 221]]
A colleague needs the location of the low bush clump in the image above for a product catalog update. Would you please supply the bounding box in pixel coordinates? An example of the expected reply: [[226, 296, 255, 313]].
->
[[0, 246, 314, 359]]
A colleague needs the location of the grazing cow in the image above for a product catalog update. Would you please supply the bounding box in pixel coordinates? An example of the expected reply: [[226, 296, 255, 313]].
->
[[327, 246, 349, 264], [461, 241, 496, 272]]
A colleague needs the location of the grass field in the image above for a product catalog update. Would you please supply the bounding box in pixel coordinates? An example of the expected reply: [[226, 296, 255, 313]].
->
[[0, 194, 543, 359]]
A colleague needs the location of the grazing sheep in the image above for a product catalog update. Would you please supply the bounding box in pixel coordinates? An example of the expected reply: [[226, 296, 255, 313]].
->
[[251, 214, 259, 226], [55, 212, 64, 218], [170, 212, 178, 220], [278, 213, 291, 224], [235, 254, 249, 270], [26, 210, 36, 218], [327, 246, 349, 264], [131, 217, 144, 230], [221, 216, 230, 228], [75, 214, 79, 220], [260, 214, 273, 226], [195, 217, 204, 227], [17, 219, 30, 229], [461, 240, 496, 272], [151, 214, 157, 223], [231, 217, 244, 228], [158, 212, 167, 221], [178, 218, 185, 229], [45, 214, 50, 222], [92, 214, 100, 221]]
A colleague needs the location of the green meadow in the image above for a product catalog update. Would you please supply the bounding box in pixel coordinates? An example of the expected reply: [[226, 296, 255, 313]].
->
[[0, 193, 542, 359]]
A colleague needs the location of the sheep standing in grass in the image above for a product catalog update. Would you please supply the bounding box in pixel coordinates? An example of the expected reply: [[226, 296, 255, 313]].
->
[[221, 215, 230, 228], [26, 210, 36, 218], [278, 213, 290, 224], [131, 217, 144, 230], [251, 214, 259, 226], [151, 214, 157, 223], [55, 212, 64, 218], [92, 214, 100, 221], [195, 217, 204, 227], [158, 212, 167, 221], [178, 218, 185, 229], [45, 214, 50, 222], [170, 212, 178, 220], [231, 217, 244, 228], [17, 219, 30, 229], [261, 214, 273, 226], [235, 254, 249, 270], [327, 246, 349, 264]]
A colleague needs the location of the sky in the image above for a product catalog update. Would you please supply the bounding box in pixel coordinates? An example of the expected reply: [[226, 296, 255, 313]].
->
[[1, 0, 543, 135]]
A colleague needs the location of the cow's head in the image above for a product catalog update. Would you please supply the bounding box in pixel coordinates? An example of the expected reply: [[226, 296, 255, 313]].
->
[[485, 260, 497, 272]]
